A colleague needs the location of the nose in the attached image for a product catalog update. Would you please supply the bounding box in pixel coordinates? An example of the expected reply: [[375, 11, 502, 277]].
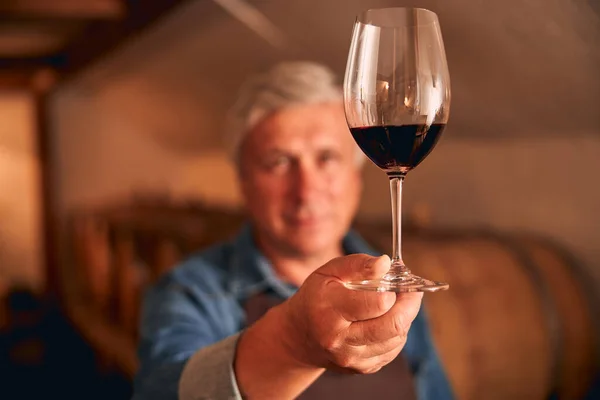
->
[[292, 161, 323, 203]]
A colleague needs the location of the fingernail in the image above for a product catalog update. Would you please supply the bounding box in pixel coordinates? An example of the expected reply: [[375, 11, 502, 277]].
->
[[379, 254, 391, 263]]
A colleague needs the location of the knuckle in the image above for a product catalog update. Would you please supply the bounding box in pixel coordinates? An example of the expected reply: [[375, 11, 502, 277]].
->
[[344, 330, 361, 346], [334, 353, 355, 370], [374, 293, 390, 314], [392, 313, 409, 337], [363, 364, 383, 374], [394, 333, 408, 349], [319, 334, 340, 354], [382, 349, 400, 365], [353, 359, 385, 375], [364, 325, 378, 344]]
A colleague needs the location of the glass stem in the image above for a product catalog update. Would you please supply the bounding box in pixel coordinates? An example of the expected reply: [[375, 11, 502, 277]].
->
[[386, 175, 411, 279]]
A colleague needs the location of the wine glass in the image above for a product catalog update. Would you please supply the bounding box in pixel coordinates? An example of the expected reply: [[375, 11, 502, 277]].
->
[[343, 7, 451, 292]]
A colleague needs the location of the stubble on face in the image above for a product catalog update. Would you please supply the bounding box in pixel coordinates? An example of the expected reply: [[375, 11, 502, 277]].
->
[[238, 102, 363, 262]]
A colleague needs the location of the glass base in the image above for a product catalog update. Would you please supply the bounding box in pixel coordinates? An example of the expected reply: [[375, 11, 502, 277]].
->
[[343, 274, 449, 293]]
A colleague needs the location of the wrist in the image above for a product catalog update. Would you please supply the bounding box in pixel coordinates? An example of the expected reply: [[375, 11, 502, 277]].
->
[[234, 300, 324, 399], [261, 301, 320, 370]]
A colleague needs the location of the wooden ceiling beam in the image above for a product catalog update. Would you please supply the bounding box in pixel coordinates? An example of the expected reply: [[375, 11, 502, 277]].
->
[[0, 70, 33, 89], [0, 56, 59, 70], [0, 54, 59, 90], [0, 1, 191, 86], [56, 0, 190, 77], [0, 67, 57, 91], [0, 0, 125, 20]]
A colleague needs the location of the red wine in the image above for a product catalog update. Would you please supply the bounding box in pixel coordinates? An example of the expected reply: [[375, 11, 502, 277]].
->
[[350, 124, 445, 176]]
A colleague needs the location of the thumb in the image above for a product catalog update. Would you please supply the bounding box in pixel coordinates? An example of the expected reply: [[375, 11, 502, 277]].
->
[[314, 253, 391, 283]]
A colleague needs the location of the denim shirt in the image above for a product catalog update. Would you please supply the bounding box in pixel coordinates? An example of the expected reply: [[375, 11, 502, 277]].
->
[[132, 225, 454, 400]]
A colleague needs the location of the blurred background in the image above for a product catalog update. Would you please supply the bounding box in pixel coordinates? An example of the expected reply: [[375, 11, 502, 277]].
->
[[0, 0, 598, 399]]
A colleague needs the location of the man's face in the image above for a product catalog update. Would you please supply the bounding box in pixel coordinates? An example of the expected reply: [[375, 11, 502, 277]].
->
[[239, 102, 362, 258]]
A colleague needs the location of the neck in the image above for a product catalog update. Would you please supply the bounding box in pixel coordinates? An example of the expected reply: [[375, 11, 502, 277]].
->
[[255, 235, 344, 288]]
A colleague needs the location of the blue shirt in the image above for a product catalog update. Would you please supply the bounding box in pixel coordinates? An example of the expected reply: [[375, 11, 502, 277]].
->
[[133, 225, 455, 399]]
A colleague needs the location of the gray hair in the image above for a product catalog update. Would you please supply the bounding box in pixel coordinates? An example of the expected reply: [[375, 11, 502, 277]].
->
[[225, 61, 365, 166]]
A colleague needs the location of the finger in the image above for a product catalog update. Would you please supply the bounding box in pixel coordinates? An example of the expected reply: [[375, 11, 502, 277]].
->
[[345, 334, 406, 359], [329, 345, 403, 375], [326, 281, 396, 321], [314, 254, 391, 283], [347, 292, 423, 344]]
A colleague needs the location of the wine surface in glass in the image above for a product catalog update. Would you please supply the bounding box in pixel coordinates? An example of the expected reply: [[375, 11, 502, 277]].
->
[[350, 124, 445, 174]]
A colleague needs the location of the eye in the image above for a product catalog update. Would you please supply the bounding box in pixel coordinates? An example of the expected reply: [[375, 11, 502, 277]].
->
[[263, 154, 291, 172], [318, 150, 341, 166]]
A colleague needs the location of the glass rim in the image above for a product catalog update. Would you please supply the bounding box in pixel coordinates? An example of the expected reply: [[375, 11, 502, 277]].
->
[[356, 7, 439, 28]]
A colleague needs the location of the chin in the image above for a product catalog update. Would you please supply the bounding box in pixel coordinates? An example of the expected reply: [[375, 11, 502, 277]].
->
[[285, 233, 339, 257]]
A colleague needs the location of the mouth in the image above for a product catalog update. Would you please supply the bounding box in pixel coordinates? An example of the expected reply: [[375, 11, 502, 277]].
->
[[285, 215, 325, 228]]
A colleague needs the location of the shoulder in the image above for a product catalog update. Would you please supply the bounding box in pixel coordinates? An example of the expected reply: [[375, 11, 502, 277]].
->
[[146, 240, 235, 303], [139, 239, 243, 335]]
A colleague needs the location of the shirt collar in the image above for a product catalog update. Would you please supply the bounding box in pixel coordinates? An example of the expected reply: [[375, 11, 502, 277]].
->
[[226, 223, 379, 300]]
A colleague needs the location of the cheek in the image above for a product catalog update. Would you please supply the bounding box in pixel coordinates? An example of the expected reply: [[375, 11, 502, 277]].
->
[[327, 169, 358, 194], [244, 175, 287, 212], [330, 172, 361, 209]]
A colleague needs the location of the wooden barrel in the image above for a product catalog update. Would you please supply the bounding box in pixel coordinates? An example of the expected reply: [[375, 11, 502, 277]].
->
[[362, 228, 599, 400], [67, 204, 599, 397]]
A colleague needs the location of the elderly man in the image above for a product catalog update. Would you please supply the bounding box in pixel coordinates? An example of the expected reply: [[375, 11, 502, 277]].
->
[[133, 62, 453, 400]]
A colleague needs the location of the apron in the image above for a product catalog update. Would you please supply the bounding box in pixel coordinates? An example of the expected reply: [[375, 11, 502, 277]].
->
[[244, 292, 417, 400]]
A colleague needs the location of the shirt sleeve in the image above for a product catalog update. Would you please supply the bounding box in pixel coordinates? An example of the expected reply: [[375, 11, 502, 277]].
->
[[178, 333, 243, 400], [132, 278, 242, 400], [403, 307, 455, 400]]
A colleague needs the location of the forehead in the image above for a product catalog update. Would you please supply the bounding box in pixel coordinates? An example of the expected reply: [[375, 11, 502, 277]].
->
[[243, 102, 353, 155]]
